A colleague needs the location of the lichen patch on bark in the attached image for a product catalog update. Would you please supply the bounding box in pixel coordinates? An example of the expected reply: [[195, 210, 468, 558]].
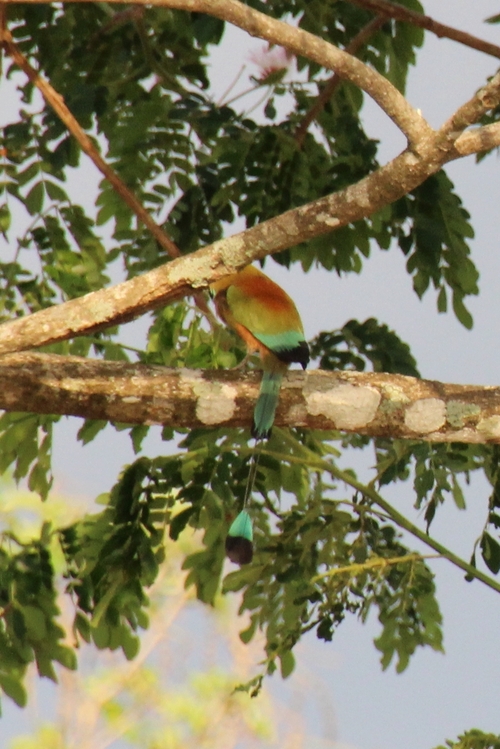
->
[[191, 374, 238, 425], [405, 398, 446, 434], [306, 383, 381, 429]]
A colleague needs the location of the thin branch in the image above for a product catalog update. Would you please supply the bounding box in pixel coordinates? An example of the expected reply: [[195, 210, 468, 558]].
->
[[295, 15, 385, 147], [0, 26, 180, 260], [0, 19, 217, 323], [3, 0, 433, 147], [311, 553, 441, 583], [274, 433, 500, 596], [91, 4, 145, 40], [349, 0, 500, 61]]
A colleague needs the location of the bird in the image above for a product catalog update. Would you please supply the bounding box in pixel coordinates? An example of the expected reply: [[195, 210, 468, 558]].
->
[[210, 264, 309, 440], [225, 510, 253, 564]]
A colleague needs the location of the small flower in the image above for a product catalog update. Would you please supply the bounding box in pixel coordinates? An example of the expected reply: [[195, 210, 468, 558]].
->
[[247, 43, 293, 83]]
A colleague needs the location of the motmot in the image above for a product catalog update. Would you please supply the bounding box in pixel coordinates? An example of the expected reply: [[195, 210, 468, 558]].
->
[[210, 264, 309, 440], [211, 265, 309, 564]]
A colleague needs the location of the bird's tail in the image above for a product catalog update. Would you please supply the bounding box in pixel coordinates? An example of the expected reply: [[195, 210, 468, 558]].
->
[[225, 509, 253, 565], [252, 370, 283, 440]]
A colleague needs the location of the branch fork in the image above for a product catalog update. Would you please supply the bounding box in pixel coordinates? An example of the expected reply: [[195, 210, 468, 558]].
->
[[1, 0, 500, 367]]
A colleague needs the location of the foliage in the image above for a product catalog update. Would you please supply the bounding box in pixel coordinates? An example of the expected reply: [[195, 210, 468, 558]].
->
[[0, 5, 498, 749], [1, 485, 290, 749], [435, 731, 500, 749], [310, 317, 420, 376]]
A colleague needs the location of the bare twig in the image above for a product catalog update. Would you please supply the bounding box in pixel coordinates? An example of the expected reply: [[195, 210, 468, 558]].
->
[[349, 0, 500, 61], [295, 15, 385, 147]]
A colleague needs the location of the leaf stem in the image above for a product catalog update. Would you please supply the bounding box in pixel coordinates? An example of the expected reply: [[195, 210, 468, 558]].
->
[[272, 430, 500, 596], [311, 552, 441, 583]]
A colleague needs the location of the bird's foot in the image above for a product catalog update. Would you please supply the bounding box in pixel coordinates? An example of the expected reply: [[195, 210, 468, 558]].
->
[[231, 353, 253, 370]]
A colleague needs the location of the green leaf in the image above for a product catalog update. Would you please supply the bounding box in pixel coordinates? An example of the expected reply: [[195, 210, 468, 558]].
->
[[21, 605, 47, 641], [452, 293, 473, 330], [435, 729, 500, 749], [121, 631, 140, 661], [279, 650, 295, 679], [0, 674, 27, 707], [24, 181, 45, 215], [45, 180, 68, 202], [480, 532, 500, 574], [77, 419, 107, 445], [0, 204, 11, 234], [395, 170, 478, 325], [311, 318, 420, 377]]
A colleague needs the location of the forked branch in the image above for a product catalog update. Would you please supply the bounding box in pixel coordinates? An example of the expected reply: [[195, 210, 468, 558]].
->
[[0, 0, 500, 357]]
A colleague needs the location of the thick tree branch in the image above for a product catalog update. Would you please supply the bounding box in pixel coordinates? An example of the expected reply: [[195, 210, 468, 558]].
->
[[4, 352, 500, 444], [0, 85, 499, 359], [349, 0, 500, 61]]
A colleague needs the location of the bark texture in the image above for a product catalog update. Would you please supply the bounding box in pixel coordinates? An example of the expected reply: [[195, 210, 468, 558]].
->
[[3, 353, 500, 443]]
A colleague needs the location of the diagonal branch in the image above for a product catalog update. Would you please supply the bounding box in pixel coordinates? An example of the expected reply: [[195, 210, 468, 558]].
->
[[0, 92, 499, 358], [0, 18, 218, 323], [274, 433, 500, 595], [312, 554, 442, 583], [0, 24, 180, 260], [348, 0, 500, 61], [0, 0, 499, 357], [295, 15, 386, 147]]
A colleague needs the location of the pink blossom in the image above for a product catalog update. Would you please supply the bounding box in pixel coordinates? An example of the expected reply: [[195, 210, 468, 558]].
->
[[247, 44, 293, 81]]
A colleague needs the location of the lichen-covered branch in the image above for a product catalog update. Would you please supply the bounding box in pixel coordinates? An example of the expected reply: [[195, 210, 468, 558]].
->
[[3, 353, 500, 444], [0, 97, 499, 360]]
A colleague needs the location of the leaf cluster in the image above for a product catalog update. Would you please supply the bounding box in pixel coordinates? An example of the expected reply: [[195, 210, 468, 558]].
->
[[0, 524, 76, 710], [76, 429, 444, 686]]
